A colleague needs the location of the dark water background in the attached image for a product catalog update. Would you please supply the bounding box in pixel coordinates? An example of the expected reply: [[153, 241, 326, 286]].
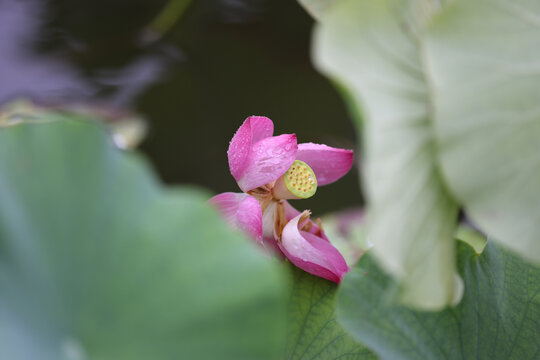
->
[[0, 0, 363, 214]]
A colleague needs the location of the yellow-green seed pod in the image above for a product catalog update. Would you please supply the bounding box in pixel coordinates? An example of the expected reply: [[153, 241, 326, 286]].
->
[[272, 160, 317, 200]]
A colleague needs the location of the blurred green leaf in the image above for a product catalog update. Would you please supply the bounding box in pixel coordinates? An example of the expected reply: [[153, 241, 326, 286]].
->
[[425, 0, 540, 266], [285, 266, 375, 360], [337, 240, 540, 360], [0, 115, 287, 360], [305, 0, 460, 309]]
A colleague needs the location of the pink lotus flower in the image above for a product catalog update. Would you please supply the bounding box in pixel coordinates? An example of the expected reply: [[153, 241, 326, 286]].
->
[[209, 116, 353, 283]]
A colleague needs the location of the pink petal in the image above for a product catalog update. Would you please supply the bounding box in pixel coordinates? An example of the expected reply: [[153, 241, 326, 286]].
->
[[209, 192, 263, 244], [227, 116, 274, 181], [248, 116, 274, 143], [283, 201, 328, 241], [236, 134, 298, 192], [283, 201, 302, 221], [279, 212, 349, 283], [295, 142, 354, 186]]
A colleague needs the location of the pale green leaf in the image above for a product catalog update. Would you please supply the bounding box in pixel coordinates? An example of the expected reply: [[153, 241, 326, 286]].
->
[[297, 0, 337, 21], [425, 0, 540, 265], [309, 0, 460, 309]]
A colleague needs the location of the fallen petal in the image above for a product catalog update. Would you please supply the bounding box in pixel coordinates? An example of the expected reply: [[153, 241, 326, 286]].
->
[[295, 142, 353, 186], [209, 192, 263, 244], [279, 212, 349, 283], [283, 201, 327, 241]]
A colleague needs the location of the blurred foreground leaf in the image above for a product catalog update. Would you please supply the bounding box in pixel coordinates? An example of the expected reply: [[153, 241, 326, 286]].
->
[[425, 0, 540, 266], [285, 266, 375, 360], [0, 115, 286, 360], [304, 0, 460, 309], [337, 241, 540, 360], [302, 0, 540, 309]]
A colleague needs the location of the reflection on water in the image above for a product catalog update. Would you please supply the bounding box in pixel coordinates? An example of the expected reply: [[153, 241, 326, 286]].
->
[[0, 0, 178, 106], [0, 0, 92, 102], [0, 0, 362, 212], [90, 51, 179, 105], [218, 0, 265, 23]]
